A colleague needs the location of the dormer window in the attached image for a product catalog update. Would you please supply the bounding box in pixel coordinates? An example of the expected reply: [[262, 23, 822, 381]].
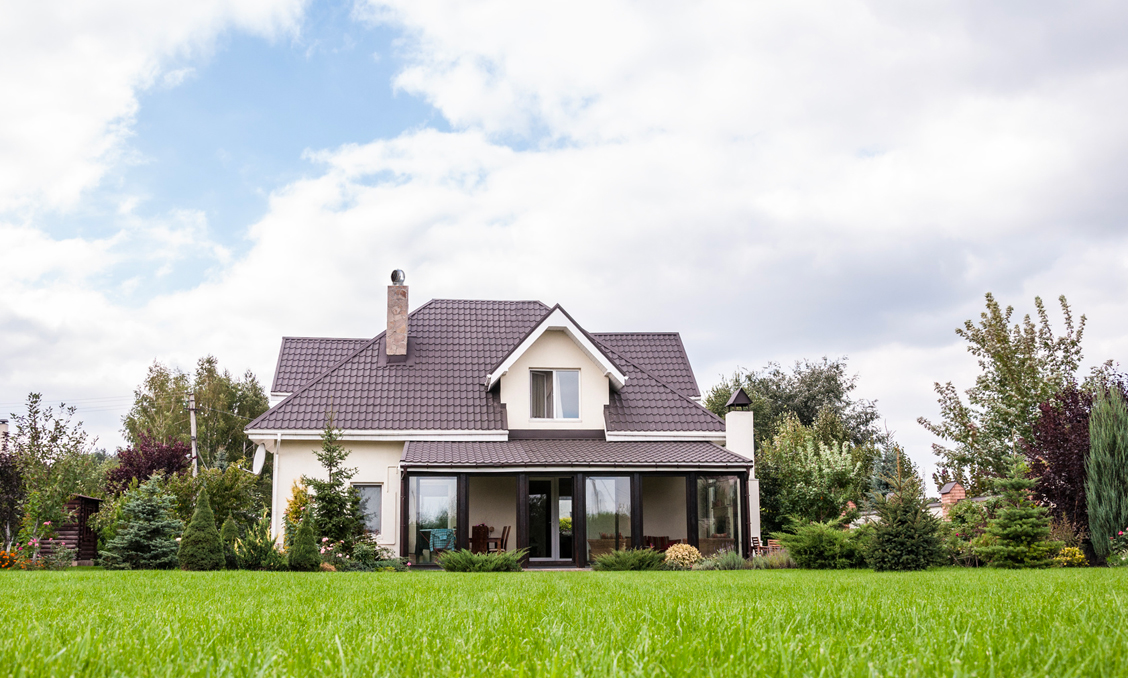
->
[[530, 369, 580, 419]]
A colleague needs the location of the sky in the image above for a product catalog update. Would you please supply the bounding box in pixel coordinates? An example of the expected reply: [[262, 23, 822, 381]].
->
[[3, 0, 1128, 490]]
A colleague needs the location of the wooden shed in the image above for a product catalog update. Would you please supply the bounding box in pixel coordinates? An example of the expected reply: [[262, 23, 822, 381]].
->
[[53, 495, 102, 564]]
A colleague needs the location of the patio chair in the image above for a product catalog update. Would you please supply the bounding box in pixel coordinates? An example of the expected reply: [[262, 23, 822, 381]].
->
[[429, 528, 456, 557], [489, 525, 511, 553], [750, 536, 763, 556]]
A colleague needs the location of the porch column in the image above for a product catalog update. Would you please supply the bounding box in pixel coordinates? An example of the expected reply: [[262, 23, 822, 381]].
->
[[574, 473, 586, 567], [457, 473, 469, 551], [739, 471, 752, 559], [399, 472, 409, 558], [516, 473, 529, 564], [630, 473, 643, 549], [685, 472, 699, 549]]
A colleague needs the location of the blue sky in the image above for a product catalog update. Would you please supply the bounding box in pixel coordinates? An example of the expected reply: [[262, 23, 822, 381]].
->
[[4, 0, 1128, 489]]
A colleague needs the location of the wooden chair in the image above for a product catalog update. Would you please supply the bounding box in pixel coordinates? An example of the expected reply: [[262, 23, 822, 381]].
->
[[429, 528, 456, 557], [750, 536, 763, 556], [766, 539, 782, 554], [471, 525, 489, 554], [490, 525, 511, 552]]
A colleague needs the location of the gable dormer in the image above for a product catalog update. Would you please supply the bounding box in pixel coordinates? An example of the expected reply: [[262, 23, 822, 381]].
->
[[489, 306, 627, 430]]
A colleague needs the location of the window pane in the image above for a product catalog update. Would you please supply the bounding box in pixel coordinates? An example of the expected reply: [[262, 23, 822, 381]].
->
[[408, 476, 458, 564], [530, 370, 553, 419], [556, 370, 580, 419], [354, 484, 382, 535], [697, 476, 740, 557], [586, 476, 631, 561]]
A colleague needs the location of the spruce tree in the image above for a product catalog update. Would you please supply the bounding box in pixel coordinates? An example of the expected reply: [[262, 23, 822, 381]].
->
[[220, 512, 239, 570], [1086, 388, 1128, 559], [868, 458, 943, 571], [178, 489, 225, 571], [303, 417, 365, 545], [976, 457, 1062, 568], [287, 515, 320, 572], [99, 478, 182, 570]]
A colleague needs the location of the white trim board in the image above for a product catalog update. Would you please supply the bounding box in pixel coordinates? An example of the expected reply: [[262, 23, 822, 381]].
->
[[246, 429, 509, 442], [604, 431, 727, 443]]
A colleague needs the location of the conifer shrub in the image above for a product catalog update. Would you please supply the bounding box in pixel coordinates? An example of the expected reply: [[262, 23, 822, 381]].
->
[[435, 548, 526, 572], [775, 519, 871, 569], [287, 515, 320, 572], [235, 509, 285, 571], [1053, 547, 1088, 568], [220, 513, 239, 570], [99, 478, 182, 570], [867, 463, 944, 571], [178, 489, 225, 571], [1086, 388, 1128, 560], [663, 543, 702, 570], [975, 458, 1062, 568], [591, 548, 665, 571]]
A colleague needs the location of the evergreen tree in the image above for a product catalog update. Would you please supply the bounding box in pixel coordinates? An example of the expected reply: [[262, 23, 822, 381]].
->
[[235, 509, 284, 571], [867, 458, 943, 571], [178, 489, 225, 571], [220, 512, 239, 570], [976, 457, 1062, 568], [1086, 388, 1128, 559], [99, 478, 182, 570], [287, 515, 320, 572], [303, 417, 365, 545]]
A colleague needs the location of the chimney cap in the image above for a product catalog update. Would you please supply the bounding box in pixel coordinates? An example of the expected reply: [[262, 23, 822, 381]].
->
[[391, 269, 406, 285], [725, 387, 753, 409]]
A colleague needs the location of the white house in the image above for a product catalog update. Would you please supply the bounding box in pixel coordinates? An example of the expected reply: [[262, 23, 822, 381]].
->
[[246, 272, 759, 566]]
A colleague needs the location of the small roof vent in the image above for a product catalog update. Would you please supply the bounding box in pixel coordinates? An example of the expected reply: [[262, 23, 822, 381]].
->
[[391, 269, 406, 285]]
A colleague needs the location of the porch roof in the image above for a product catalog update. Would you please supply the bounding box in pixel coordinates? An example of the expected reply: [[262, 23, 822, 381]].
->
[[401, 439, 750, 468]]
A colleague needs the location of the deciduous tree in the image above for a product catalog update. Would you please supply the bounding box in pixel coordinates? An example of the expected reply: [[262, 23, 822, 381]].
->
[[105, 433, 190, 494]]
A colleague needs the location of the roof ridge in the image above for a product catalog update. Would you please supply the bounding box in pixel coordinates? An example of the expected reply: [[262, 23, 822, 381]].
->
[[249, 298, 443, 430], [280, 336, 369, 341], [484, 304, 626, 383], [595, 341, 725, 428]]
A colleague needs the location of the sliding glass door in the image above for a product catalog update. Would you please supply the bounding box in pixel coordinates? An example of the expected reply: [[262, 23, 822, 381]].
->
[[408, 476, 458, 564], [529, 477, 574, 560], [697, 475, 740, 557], [585, 476, 631, 561]]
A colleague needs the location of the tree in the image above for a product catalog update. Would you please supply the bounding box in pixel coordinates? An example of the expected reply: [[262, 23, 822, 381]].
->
[[1086, 388, 1128, 560], [976, 458, 1062, 568], [303, 419, 365, 545], [867, 458, 943, 571], [178, 489, 225, 571], [105, 433, 190, 494], [99, 478, 182, 570], [705, 357, 883, 450], [287, 515, 320, 572], [220, 512, 239, 570], [164, 465, 263, 529], [919, 294, 1085, 496], [1023, 384, 1093, 530], [0, 451, 23, 551]]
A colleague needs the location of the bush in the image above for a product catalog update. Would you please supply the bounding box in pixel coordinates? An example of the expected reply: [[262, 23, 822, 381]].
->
[[235, 510, 284, 571], [976, 458, 1062, 569], [436, 548, 526, 572], [287, 516, 320, 572], [775, 520, 870, 569], [99, 478, 182, 570], [1053, 547, 1088, 568], [220, 513, 238, 569], [165, 465, 262, 529], [0, 550, 16, 569], [663, 543, 702, 570], [750, 550, 797, 569], [867, 465, 944, 572], [591, 548, 665, 571], [346, 541, 406, 572], [42, 542, 75, 570], [695, 548, 749, 570], [178, 489, 225, 571]]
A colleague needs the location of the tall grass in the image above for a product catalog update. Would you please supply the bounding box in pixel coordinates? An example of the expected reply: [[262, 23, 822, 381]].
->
[[0, 568, 1126, 677]]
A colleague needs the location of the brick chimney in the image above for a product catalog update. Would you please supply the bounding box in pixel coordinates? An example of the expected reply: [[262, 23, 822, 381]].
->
[[387, 269, 408, 356], [939, 481, 965, 518]]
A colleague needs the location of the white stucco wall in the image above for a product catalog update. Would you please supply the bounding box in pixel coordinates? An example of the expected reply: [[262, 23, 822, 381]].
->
[[642, 476, 687, 540], [272, 439, 403, 549], [468, 476, 518, 541], [500, 330, 611, 430]]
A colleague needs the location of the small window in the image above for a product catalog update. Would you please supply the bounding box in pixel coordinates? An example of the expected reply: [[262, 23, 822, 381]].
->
[[353, 484, 382, 534], [530, 369, 580, 419]]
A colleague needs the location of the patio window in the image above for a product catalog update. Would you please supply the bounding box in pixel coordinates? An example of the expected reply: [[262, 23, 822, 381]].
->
[[352, 483, 382, 535], [408, 476, 458, 564], [530, 369, 580, 419], [697, 475, 740, 557]]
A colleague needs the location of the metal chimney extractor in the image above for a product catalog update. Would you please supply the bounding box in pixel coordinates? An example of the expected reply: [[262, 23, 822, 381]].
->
[[391, 269, 406, 285]]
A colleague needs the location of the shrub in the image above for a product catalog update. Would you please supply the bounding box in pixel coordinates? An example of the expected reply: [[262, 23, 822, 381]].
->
[[664, 543, 702, 570], [287, 516, 320, 572], [235, 510, 284, 571], [867, 463, 944, 572], [976, 458, 1062, 568], [99, 478, 182, 570], [0, 550, 16, 569], [42, 541, 76, 570], [347, 541, 406, 572], [1053, 547, 1088, 568], [775, 520, 870, 569], [591, 548, 665, 571], [1087, 388, 1128, 561], [750, 550, 797, 569], [695, 548, 749, 570], [436, 548, 526, 572], [178, 489, 225, 571], [220, 513, 238, 569]]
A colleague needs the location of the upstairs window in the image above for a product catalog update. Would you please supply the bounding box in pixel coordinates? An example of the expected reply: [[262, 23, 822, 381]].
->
[[530, 369, 580, 419]]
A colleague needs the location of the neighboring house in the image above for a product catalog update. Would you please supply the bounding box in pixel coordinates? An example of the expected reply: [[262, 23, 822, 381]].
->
[[246, 274, 759, 566]]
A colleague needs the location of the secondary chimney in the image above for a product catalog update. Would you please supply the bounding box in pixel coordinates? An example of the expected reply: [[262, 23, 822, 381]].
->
[[387, 269, 408, 356]]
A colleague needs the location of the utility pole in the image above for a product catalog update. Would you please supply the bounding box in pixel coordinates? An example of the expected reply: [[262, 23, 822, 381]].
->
[[189, 394, 199, 478]]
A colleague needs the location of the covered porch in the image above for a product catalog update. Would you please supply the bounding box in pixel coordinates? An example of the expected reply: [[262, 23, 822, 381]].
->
[[400, 439, 755, 567]]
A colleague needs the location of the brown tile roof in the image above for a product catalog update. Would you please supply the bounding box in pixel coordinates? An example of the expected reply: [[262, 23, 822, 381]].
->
[[402, 439, 748, 467], [271, 337, 369, 393], [247, 298, 725, 434]]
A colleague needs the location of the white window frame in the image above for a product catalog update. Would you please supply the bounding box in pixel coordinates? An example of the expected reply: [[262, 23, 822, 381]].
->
[[351, 482, 383, 535], [529, 368, 582, 421]]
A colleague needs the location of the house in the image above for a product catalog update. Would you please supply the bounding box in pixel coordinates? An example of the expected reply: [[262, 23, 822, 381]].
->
[[246, 273, 759, 566]]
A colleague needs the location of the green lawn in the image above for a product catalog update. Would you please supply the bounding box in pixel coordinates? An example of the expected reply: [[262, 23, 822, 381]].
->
[[2, 568, 1126, 677]]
